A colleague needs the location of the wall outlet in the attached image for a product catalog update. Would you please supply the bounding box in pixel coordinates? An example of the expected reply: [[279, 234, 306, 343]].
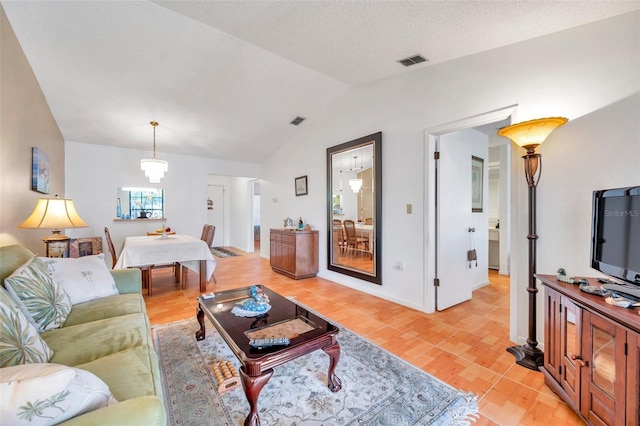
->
[[396, 260, 404, 271], [406, 204, 412, 214]]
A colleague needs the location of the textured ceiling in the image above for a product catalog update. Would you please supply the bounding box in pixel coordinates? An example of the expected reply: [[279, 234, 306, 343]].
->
[[3, 1, 638, 163]]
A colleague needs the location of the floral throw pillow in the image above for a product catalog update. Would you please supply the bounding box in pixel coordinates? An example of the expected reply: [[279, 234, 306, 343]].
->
[[0, 287, 53, 367], [4, 256, 71, 332]]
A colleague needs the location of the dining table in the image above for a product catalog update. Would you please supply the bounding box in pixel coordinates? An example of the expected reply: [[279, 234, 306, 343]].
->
[[114, 234, 216, 293], [355, 223, 374, 256]]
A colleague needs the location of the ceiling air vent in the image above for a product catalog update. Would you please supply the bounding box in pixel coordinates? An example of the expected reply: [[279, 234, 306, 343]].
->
[[397, 54, 428, 67], [290, 116, 306, 126]]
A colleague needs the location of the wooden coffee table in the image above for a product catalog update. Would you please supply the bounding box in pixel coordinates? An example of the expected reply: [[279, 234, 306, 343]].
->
[[196, 285, 342, 426]]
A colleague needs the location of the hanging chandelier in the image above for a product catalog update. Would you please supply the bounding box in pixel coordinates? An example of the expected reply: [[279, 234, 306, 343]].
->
[[349, 155, 362, 193], [140, 121, 168, 183]]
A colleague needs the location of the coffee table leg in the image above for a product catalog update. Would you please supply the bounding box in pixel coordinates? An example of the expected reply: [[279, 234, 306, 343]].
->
[[195, 306, 206, 341], [239, 367, 273, 426], [323, 343, 342, 392]]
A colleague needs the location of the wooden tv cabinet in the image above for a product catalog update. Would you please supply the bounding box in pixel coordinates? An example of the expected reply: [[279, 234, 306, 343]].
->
[[537, 274, 640, 425], [269, 229, 318, 279]]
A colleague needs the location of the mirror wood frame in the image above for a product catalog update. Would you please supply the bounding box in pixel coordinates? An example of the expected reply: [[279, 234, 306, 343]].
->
[[326, 132, 382, 285]]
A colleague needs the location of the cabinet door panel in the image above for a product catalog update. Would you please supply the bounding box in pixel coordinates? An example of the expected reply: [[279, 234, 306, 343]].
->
[[627, 333, 639, 426], [544, 288, 561, 380], [581, 311, 626, 426], [560, 296, 582, 407]]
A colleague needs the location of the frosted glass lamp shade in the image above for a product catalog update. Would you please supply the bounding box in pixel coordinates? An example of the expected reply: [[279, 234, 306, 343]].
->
[[140, 158, 168, 183], [349, 178, 362, 193], [498, 117, 568, 151]]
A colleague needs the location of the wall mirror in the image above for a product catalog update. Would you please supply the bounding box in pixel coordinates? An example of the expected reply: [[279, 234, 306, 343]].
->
[[326, 132, 381, 284], [116, 187, 165, 219]]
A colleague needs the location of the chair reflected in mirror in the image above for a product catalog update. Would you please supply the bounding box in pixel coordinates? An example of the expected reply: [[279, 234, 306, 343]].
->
[[342, 220, 369, 256]]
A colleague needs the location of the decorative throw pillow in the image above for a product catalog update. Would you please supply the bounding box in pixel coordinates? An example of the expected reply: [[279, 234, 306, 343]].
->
[[0, 363, 117, 426], [4, 256, 71, 332], [0, 287, 53, 367], [39, 254, 119, 305]]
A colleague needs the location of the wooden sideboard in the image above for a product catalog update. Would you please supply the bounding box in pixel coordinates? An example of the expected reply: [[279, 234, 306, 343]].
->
[[537, 274, 640, 425], [269, 229, 318, 279]]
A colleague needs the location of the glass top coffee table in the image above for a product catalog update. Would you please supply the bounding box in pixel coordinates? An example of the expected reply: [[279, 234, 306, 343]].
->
[[196, 285, 341, 426]]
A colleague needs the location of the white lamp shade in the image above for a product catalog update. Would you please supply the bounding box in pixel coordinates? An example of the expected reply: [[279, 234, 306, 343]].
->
[[140, 158, 168, 183], [19, 198, 88, 229], [349, 178, 362, 193]]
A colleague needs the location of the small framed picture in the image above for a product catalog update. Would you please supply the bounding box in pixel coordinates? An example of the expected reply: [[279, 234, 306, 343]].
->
[[32, 147, 50, 194], [295, 175, 308, 196], [69, 237, 103, 258], [471, 156, 484, 212]]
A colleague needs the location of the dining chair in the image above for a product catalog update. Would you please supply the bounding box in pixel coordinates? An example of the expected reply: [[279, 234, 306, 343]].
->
[[104, 227, 154, 295], [180, 224, 216, 289], [342, 220, 369, 255], [332, 219, 346, 254]]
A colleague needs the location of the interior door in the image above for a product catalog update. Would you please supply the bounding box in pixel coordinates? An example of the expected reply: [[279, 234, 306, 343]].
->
[[207, 185, 224, 248], [436, 135, 473, 309]]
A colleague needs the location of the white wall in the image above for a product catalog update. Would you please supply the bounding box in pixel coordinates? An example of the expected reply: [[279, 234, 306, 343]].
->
[[258, 12, 640, 347], [65, 142, 259, 266]]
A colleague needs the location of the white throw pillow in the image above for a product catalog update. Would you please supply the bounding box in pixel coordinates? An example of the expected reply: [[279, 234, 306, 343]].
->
[[0, 363, 117, 426], [4, 257, 71, 332], [39, 254, 118, 305]]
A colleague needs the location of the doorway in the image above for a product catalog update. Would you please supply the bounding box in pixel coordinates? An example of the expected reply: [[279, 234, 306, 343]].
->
[[424, 105, 517, 313], [207, 185, 225, 248]]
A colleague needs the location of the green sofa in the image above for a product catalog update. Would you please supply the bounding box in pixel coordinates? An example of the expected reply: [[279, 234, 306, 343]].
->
[[0, 244, 166, 425]]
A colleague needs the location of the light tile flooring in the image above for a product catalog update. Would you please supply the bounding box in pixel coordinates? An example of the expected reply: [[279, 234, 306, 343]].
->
[[145, 245, 585, 425]]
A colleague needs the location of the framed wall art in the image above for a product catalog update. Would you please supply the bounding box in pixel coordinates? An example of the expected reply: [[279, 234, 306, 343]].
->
[[31, 147, 50, 194], [295, 175, 308, 196], [471, 156, 484, 212]]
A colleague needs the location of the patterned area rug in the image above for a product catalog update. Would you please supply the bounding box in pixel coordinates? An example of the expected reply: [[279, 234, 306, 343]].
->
[[154, 317, 478, 425], [211, 247, 241, 258]]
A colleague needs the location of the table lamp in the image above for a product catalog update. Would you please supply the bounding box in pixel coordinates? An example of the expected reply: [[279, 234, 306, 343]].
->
[[18, 196, 88, 257]]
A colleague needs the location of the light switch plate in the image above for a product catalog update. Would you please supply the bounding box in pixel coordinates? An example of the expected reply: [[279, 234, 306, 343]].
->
[[406, 204, 412, 214]]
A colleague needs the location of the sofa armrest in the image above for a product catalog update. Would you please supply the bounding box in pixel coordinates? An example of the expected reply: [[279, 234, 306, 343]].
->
[[110, 268, 142, 294], [58, 396, 166, 426]]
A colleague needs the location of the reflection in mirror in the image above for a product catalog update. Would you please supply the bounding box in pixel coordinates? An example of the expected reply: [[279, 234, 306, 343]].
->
[[117, 187, 165, 219], [327, 132, 381, 284]]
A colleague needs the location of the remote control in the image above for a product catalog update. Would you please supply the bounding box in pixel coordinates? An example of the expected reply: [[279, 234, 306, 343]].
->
[[202, 292, 215, 300], [249, 337, 290, 347]]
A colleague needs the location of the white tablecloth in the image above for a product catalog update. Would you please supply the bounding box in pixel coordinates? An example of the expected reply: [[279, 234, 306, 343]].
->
[[355, 224, 374, 254], [114, 234, 216, 281]]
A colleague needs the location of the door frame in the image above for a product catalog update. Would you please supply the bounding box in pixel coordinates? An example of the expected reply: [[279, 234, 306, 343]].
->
[[423, 105, 518, 314]]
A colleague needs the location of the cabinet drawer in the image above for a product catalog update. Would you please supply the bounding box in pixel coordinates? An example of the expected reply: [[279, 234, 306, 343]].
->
[[282, 234, 296, 243], [270, 233, 282, 241]]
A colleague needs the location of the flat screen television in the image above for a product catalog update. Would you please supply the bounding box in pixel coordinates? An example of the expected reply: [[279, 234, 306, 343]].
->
[[590, 186, 640, 286]]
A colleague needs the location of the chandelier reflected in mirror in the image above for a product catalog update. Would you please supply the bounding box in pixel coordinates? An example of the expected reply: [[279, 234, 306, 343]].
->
[[140, 121, 168, 183]]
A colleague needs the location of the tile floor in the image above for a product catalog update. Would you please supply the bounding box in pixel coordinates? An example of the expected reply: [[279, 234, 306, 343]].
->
[[145, 246, 585, 425]]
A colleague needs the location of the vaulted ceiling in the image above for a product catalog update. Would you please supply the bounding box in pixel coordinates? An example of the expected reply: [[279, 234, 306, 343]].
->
[[3, 1, 637, 162]]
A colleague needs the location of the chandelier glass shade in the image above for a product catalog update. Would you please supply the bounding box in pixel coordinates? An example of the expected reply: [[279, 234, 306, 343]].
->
[[349, 178, 362, 193], [140, 121, 168, 183]]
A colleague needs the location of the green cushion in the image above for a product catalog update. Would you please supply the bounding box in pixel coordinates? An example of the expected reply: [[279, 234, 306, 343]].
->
[[63, 293, 146, 327], [0, 287, 53, 367], [4, 256, 72, 332], [42, 313, 151, 366], [76, 346, 163, 402], [57, 396, 166, 426]]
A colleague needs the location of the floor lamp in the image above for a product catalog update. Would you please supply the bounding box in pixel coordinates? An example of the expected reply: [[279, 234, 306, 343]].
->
[[498, 117, 568, 370]]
